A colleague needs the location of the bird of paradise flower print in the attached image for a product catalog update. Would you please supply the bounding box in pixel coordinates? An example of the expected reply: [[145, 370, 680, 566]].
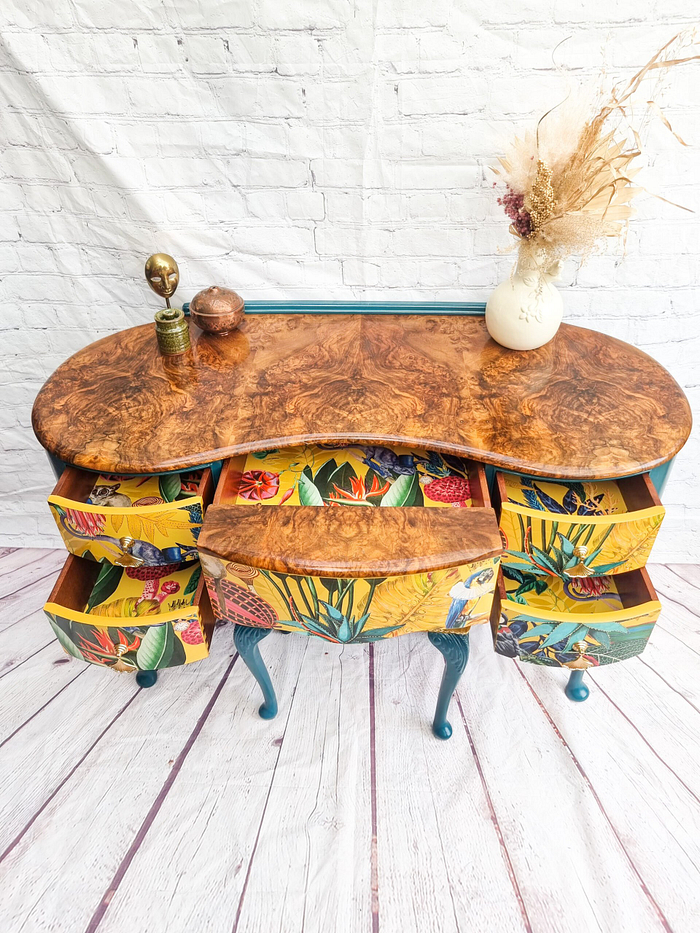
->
[[223, 443, 475, 510]]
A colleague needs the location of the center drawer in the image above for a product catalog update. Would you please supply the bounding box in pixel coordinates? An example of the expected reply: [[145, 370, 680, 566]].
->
[[214, 443, 490, 508], [198, 443, 502, 644], [48, 466, 214, 566]]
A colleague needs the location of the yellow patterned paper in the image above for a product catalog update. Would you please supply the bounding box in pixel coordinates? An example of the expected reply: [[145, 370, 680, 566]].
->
[[223, 443, 475, 509], [201, 552, 500, 643], [48, 471, 204, 565]]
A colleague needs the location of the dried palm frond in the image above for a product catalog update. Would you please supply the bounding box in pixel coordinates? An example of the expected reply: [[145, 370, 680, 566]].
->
[[493, 30, 700, 272]]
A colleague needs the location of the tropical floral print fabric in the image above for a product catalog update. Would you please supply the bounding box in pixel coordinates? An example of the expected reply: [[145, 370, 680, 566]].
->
[[44, 561, 209, 672], [499, 472, 664, 579], [201, 553, 500, 644], [503, 474, 628, 516], [494, 563, 660, 669], [222, 444, 474, 509]]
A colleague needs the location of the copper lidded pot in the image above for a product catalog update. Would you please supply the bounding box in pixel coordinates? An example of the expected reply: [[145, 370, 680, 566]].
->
[[189, 286, 245, 335]]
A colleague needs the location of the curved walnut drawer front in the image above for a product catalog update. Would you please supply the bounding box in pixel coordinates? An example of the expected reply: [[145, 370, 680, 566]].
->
[[200, 505, 502, 578], [31, 314, 692, 480]]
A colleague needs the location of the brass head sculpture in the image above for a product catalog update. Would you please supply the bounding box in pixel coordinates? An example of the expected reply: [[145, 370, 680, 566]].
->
[[145, 253, 190, 355], [145, 253, 179, 308]]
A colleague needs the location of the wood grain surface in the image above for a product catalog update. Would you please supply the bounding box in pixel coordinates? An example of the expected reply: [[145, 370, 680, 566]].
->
[[199, 504, 502, 577], [31, 314, 692, 479]]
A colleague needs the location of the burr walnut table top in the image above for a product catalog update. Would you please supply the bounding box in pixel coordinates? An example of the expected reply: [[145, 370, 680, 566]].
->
[[32, 313, 692, 480]]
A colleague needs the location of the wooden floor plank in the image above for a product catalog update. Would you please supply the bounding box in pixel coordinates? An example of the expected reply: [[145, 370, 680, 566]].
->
[[0, 549, 65, 602], [373, 629, 529, 933], [93, 630, 309, 933], [521, 658, 700, 931], [586, 658, 700, 804], [0, 570, 62, 631], [0, 610, 57, 679], [0, 554, 699, 933], [0, 661, 140, 856], [234, 639, 373, 933], [640, 627, 700, 711], [0, 641, 237, 933], [664, 563, 700, 589], [459, 625, 665, 933], [0, 639, 85, 746]]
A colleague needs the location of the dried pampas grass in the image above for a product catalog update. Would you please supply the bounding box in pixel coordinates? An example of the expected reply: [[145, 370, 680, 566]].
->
[[493, 31, 700, 273]]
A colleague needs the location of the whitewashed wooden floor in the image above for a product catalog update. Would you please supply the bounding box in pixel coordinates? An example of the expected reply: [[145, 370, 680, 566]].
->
[[1, 549, 700, 933]]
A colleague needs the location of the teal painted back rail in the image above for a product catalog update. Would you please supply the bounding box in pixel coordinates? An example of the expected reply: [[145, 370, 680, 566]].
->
[[183, 300, 487, 315]]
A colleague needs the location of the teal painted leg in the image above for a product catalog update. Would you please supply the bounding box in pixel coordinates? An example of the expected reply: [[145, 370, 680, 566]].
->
[[136, 670, 158, 688], [427, 631, 470, 740], [234, 624, 278, 720], [565, 669, 590, 702]]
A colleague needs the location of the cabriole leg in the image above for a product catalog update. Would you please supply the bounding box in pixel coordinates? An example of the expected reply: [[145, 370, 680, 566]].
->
[[136, 670, 158, 688], [234, 624, 278, 720], [565, 668, 590, 702], [427, 631, 470, 740]]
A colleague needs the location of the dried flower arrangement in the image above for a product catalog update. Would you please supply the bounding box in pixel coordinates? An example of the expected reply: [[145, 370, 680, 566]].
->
[[493, 31, 700, 276]]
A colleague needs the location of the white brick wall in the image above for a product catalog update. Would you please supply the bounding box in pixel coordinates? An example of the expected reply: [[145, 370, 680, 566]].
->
[[0, 1, 698, 560]]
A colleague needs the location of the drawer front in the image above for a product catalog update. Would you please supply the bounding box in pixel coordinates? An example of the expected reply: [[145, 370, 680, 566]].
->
[[45, 555, 214, 674], [491, 573, 661, 669], [48, 467, 211, 566], [201, 552, 500, 643], [497, 472, 664, 579]]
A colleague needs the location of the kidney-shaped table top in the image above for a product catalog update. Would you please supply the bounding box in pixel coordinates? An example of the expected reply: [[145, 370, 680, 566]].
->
[[32, 312, 692, 480]]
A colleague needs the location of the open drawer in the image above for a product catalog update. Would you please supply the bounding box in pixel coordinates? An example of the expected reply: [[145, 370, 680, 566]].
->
[[44, 553, 214, 674], [490, 565, 661, 669], [48, 467, 214, 566], [214, 443, 490, 508], [494, 471, 664, 578], [199, 501, 502, 643]]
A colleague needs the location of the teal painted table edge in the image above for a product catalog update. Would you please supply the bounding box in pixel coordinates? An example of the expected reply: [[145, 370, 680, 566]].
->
[[183, 299, 487, 315]]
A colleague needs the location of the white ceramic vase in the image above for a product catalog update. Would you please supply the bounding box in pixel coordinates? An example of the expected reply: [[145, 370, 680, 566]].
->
[[485, 255, 563, 351]]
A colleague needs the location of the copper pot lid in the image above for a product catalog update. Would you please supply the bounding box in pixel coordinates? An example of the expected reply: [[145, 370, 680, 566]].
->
[[190, 286, 245, 316]]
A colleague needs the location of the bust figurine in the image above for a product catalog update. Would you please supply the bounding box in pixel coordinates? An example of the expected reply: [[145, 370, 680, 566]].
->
[[145, 253, 179, 308]]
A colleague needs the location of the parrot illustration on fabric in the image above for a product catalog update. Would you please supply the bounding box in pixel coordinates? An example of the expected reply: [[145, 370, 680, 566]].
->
[[444, 568, 495, 629]]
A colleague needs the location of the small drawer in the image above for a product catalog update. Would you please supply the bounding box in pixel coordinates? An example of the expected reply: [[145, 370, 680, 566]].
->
[[44, 554, 214, 674], [214, 444, 491, 509], [48, 467, 214, 566], [490, 565, 661, 669], [494, 471, 664, 579]]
